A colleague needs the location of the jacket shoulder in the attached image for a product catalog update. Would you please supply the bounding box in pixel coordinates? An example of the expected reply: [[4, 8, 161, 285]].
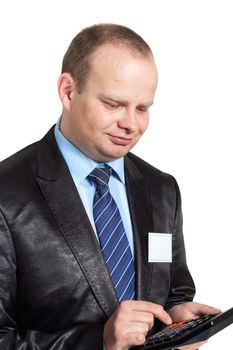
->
[[0, 126, 55, 185], [126, 152, 177, 185], [0, 142, 38, 182]]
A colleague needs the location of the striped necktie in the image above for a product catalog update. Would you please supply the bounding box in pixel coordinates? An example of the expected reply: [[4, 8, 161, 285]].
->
[[89, 167, 135, 302]]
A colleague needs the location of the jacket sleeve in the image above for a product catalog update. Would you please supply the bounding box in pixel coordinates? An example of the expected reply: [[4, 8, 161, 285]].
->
[[165, 178, 196, 310], [0, 208, 104, 350]]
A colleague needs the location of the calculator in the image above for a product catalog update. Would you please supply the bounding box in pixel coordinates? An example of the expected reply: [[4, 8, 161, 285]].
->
[[131, 307, 233, 350]]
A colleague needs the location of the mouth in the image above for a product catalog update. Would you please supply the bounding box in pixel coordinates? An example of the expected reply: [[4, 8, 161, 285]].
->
[[108, 134, 132, 146]]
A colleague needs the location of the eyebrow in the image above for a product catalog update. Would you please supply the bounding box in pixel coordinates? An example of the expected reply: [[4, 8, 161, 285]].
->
[[99, 94, 154, 107]]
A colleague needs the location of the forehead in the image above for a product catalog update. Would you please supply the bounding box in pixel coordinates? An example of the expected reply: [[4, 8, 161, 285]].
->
[[90, 43, 154, 71], [86, 44, 158, 96]]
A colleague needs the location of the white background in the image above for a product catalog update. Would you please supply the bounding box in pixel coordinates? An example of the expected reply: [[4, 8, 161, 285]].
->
[[0, 0, 232, 348]]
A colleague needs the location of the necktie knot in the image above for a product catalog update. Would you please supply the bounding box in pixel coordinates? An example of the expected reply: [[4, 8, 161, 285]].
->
[[89, 167, 112, 189]]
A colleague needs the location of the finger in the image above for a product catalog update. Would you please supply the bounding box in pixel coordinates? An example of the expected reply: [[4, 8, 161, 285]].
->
[[169, 302, 221, 322], [191, 302, 221, 316], [130, 311, 154, 329], [177, 340, 208, 349], [121, 300, 172, 325], [123, 320, 151, 336], [125, 332, 146, 347]]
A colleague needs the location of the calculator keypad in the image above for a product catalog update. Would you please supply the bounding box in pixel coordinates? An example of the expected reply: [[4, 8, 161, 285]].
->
[[145, 314, 213, 344]]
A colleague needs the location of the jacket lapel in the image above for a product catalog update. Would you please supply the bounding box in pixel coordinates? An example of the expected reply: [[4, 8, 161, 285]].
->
[[36, 127, 118, 318], [36, 127, 154, 311], [124, 155, 154, 302]]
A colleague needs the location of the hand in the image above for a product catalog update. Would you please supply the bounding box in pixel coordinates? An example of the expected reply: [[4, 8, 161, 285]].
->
[[103, 300, 172, 350], [168, 301, 221, 350], [175, 340, 208, 350]]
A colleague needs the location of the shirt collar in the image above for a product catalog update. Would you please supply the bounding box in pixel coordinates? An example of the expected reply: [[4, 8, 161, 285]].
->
[[54, 119, 125, 185]]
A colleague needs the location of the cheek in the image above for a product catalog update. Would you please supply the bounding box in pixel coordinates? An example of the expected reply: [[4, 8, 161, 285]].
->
[[138, 116, 149, 134], [88, 107, 116, 130]]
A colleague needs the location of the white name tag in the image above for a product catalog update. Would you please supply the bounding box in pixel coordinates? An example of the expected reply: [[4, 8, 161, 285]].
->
[[148, 233, 172, 263]]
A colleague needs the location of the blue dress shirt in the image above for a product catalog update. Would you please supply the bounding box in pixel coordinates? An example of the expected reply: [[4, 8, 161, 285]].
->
[[54, 121, 134, 257]]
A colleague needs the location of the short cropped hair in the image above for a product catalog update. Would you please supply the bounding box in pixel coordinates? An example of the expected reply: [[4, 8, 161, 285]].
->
[[61, 23, 153, 92]]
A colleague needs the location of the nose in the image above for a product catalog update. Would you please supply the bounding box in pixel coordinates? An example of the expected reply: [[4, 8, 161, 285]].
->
[[117, 109, 137, 133]]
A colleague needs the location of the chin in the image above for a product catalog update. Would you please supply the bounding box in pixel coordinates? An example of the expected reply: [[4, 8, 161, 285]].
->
[[98, 153, 125, 162], [97, 146, 131, 162], [110, 153, 128, 161]]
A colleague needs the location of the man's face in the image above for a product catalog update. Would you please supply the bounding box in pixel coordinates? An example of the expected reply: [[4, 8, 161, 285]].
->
[[61, 44, 158, 162]]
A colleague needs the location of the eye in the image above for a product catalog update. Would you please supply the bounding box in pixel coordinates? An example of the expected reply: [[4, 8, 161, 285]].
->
[[103, 101, 120, 110], [136, 106, 148, 113]]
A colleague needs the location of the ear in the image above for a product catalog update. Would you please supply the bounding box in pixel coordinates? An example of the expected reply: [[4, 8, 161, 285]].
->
[[57, 73, 76, 110]]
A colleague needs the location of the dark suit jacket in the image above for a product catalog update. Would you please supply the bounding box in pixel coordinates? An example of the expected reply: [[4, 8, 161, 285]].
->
[[0, 126, 195, 349]]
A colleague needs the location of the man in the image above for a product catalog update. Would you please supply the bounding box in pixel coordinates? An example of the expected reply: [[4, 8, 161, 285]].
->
[[0, 24, 219, 350]]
